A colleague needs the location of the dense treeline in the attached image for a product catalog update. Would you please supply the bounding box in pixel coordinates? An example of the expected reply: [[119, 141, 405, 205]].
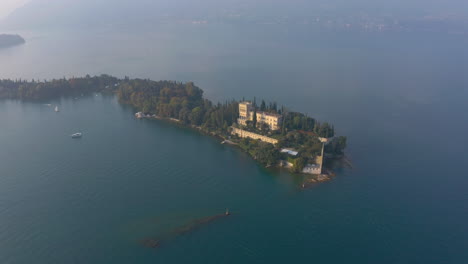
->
[[314, 122, 335, 138], [238, 138, 279, 167], [281, 112, 316, 134], [0, 74, 119, 100], [325, 136, 347, 156], [117, 78, 239, 134], [281, 113, 334, 138]]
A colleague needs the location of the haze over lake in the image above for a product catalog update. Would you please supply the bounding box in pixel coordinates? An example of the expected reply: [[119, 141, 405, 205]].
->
[[1, 4, 468, 263]]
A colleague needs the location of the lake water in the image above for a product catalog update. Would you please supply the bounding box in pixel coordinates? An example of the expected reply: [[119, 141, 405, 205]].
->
[[0, 25, 467, 263]]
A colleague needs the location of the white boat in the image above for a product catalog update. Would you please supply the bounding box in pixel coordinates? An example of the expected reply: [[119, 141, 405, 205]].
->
[[71, 133, 82, 138], [55, 106, 59, 112]]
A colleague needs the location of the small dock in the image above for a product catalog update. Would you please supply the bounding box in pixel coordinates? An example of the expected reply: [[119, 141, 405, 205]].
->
[[221, 140, 237, 145]]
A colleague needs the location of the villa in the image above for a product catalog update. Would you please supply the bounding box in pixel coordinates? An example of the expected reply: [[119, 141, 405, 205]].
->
[[237, 101, 282, 130]]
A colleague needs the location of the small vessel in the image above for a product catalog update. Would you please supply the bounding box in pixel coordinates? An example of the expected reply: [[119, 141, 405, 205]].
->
[[225, 208, 230, 216], [71, 132, 82, 138], [54, 106, 59, 112]]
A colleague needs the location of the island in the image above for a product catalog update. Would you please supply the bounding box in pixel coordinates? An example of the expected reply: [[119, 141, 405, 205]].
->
[[0, 75, 347, 182], [0, 34, 25, 48]]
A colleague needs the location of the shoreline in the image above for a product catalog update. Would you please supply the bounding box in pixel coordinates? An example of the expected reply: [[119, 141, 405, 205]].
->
[[135, 112, 346, 182], [1, 75, 348, 185]]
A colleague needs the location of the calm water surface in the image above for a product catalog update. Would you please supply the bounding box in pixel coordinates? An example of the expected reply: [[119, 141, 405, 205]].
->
[[0, 25, 467, 263]]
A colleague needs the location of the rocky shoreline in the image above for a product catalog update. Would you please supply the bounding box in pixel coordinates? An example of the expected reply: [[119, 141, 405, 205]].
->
[[134, 111, 349, 185]]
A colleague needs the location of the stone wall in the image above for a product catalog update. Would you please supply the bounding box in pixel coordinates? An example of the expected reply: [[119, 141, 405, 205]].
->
[[302, 164, 322, 175], [231, 127, 279, 144]]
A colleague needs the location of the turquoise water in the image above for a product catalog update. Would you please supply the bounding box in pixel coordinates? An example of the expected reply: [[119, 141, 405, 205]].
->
[[0, 25, 467, 263]]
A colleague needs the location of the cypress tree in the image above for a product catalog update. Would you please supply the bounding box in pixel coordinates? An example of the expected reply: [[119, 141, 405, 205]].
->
[[253, 108, 257, 128]]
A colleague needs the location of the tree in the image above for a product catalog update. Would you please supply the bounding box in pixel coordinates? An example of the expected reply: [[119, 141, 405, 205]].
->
[[336, 136, 347, 153], [272, 102, 278, 112], [260, 100, 266, 111], [325, 136, 347, 155], [252, 108, 257, 128], [281, 111, 287, 135], [255, 142, 279, 166], [259, 122, 269, 132], [293, 116, 301, 128], [189, 107, 203, 125], [292, 157, 307, 173]]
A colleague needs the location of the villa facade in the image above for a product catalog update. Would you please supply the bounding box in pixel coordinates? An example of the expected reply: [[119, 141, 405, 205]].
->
[[237, 101, 282, 130]]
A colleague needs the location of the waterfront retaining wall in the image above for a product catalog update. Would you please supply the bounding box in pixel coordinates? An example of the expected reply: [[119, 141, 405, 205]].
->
[[231, 127, 279, 144]]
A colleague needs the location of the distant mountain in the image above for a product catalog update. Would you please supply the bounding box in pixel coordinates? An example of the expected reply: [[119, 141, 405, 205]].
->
[[1, 0, 467, 30], [0, 34, 25, 48], [0, 0, 249, 30], [0, 0, 413, 29]]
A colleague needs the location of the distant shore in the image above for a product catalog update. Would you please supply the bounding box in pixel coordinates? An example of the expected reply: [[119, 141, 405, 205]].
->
[[0, 34, 25, 48]]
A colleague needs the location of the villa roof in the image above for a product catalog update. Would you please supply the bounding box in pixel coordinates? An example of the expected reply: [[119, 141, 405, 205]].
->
[[257, 111, 282, 117], [281, 148, 299, 156]]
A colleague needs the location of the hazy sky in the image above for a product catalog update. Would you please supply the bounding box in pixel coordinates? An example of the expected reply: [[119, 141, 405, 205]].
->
[[0, 0, 29, 18], [2, 0, 468, 30]]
